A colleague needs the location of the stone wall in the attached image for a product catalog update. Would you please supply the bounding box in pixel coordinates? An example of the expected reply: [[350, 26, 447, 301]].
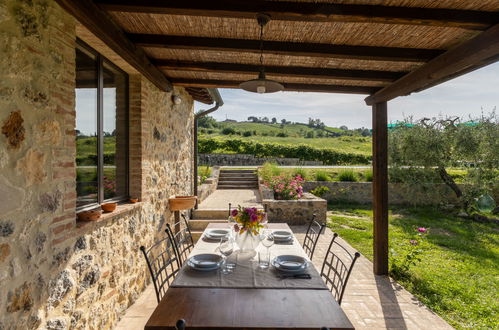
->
[[262, 193, 327, 226], [199, 153, 323, 166], [197, 166, 220, 204], [303, 181, 460, 205], [0, 1, 194, 329]]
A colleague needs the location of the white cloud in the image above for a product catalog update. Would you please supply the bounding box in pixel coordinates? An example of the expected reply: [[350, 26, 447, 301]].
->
[[195, 62, 499, 128]]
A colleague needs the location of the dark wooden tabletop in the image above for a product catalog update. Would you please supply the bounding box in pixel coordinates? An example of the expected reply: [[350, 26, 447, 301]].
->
[[144, 223, 354, 330]]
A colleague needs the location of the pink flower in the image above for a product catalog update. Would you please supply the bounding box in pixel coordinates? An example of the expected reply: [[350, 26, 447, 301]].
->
[[250, 213, 258, 222], [231, 209, 238, 217], [417, 227, 427, 233], [410, 239, 418, 246], [233, 224, 240, 232]]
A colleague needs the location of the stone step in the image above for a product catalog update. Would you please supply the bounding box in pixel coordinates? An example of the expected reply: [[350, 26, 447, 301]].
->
[[189, 219, 227, 231], [218, 177, 258, 182], [217, 180, 258, 185], [192, 209, 229, 219], [219, 174, 258, 179], [220, 169, 256, 174], [217, 185, 258, 189]]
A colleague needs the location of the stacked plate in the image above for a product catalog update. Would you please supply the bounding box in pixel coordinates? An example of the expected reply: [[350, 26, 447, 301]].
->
[[203, 229, 230, 241], [187, 254, 223, 271], [272, 230, 293, 243], [272, 255, 308, 274]]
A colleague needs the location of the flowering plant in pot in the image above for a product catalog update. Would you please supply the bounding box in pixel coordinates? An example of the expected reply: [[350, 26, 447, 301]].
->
[[266, 175, 304, 200], [231, 206, 267, 253]]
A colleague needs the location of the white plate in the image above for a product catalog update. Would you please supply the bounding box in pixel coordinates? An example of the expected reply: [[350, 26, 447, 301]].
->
[[188, 254, 223, 269], [271, 258, 309, 274], [189, 253, 223, 268], [205, 229, 230, 239], [272, 230, 293, 240], [275, 255, 307, 270]]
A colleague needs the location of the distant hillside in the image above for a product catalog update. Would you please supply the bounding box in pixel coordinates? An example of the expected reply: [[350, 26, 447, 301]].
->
[[198, 119, 371, 156]]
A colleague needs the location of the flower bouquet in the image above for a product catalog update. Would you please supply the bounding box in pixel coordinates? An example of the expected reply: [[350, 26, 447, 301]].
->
[[231, 206, 267, 253]]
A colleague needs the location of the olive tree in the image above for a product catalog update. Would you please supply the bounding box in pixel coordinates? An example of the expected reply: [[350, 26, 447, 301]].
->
[[388, 112, 498, 210]]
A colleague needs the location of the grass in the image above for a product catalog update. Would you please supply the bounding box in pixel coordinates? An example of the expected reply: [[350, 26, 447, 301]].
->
[[203, 133, 372, 156], [328, 203, 499, 329], [337, 169, 358, 182]]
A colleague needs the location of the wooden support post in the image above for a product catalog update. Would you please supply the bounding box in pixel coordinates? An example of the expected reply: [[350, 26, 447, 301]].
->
[[372, 101, 389, 275]]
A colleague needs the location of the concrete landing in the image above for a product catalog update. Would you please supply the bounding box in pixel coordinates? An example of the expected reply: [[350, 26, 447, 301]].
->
[[197, 189, 263, 210]]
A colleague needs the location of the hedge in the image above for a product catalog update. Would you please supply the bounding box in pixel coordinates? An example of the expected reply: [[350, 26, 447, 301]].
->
[[199, 138, 371, 165]]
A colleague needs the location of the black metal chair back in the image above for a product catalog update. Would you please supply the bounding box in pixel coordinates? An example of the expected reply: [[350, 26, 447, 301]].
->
[[302, 214, 325, 260], [140, 231, 181, 303], [166, 214, 195, 266], [320, 233, 360, 305], [176, 319, 186, 330]]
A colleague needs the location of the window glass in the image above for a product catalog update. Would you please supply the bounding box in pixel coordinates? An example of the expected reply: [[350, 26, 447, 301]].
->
[[75, 47, 98, 207], [102, 62, 128, 200]]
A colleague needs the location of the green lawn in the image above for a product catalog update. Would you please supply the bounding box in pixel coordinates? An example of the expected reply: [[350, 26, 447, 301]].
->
[[203, 134, 371, 156], [328, 204, 498, 329]]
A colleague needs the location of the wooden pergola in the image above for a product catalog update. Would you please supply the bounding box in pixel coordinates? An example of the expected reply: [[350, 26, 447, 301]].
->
[[56, 0, 499, 275]]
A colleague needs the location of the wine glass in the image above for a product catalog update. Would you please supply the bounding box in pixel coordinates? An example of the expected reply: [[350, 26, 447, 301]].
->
[[259, 230, 274, 269], [219, 238, 234, 274]]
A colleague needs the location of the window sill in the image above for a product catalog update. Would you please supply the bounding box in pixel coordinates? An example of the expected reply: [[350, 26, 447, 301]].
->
[[76, 202, 142, 230]]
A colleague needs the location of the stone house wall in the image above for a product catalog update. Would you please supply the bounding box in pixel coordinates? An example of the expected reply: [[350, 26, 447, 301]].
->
[[0, 1, 194, 329], [302, 181, 461, 205]]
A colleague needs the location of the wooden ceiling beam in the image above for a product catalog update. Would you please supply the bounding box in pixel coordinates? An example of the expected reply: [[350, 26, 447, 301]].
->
[[96, 0, 499, 30], [155, 60, 406, 82], [171, 78, 379, 94], [365, 24, 499, 105], [130, 34, 442, 62], [55, 0, 172, 92]]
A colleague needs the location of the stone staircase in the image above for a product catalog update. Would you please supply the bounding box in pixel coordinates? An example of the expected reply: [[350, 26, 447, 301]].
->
[[189, 208, 229, 242], [217, 169, 258, 189]]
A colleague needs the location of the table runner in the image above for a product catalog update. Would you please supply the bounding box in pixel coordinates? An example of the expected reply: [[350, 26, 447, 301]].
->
[[171, 224, 328, 290]]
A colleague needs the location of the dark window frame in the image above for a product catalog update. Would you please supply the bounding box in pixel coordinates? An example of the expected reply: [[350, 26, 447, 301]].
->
[[76, 39, 129, 212]]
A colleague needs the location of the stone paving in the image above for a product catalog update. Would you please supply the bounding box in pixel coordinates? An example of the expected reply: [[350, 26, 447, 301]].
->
[[197, 188, 263, 209], [116, 225, 452, 329]]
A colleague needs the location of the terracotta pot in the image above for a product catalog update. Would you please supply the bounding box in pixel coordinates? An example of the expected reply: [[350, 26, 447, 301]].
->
[[101, 202, 117, 213], [77, 209, 102, 222], [168, 195, 197, 211], [129, 198, 139, 203]]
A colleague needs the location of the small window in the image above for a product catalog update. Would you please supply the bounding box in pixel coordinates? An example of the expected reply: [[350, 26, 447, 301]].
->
[[75, 40, 128, 209]]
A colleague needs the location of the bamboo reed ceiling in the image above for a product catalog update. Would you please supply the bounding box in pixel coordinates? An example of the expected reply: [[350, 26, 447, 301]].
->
[[85, 0, 499, 100]]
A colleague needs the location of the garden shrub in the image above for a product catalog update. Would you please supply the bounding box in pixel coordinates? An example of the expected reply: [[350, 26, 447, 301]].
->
[[338, 169, 358, 182], [310, 185, 331, 197], [364, 170, 373, 182], [266, 175, 304, 200], [291, 167, 307, 180], [315, 170, 330, 181], [242, 131, 252, 137], [221, 127, 236, 135], [260, 162, 281, 182]]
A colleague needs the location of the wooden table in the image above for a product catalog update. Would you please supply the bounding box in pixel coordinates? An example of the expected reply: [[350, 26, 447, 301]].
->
[[145, 224, 354, 330]]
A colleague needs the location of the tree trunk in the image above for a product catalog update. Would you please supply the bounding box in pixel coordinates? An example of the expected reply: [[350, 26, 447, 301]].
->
[[437, 166, 462, 199]]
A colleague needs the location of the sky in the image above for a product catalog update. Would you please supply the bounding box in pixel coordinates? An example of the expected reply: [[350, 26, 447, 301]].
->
[[195, 62, 499, 129]]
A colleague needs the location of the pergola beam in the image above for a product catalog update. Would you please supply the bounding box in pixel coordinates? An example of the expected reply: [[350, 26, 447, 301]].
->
[[155, 60, 405, 82], [55, 0, 172, 92], [96, 0, 498, 30], [365, 24, 499, 105], [130, 34, 443, 63], [171, 78, 378, 94]]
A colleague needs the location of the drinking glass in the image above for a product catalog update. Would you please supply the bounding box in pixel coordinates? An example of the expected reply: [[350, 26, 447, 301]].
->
[[219, 238, 234, 274], [259, 230, 274, 269]]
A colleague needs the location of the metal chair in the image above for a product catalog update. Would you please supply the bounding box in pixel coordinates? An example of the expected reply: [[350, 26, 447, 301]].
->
[[176, 319, 186, 330], [166, 214, 195, 266], [320, 233, 360, 305], [140, 231, 181, 303], [302, 213, 325, 260]]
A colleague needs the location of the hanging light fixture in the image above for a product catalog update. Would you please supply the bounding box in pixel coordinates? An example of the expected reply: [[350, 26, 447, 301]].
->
[[239, 14, 284, 94]]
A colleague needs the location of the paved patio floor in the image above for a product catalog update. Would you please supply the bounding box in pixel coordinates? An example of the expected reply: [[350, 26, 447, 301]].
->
[[116, 226, 452, 329], [197, 189, 263, 209]]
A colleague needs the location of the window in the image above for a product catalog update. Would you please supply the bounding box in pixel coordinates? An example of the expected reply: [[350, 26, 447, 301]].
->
[[75, 40, 128, 209]]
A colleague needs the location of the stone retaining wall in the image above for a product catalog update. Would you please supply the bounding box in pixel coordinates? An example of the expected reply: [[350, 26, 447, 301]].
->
[[199, 153, 323, 166], [262, 193, 327, 225], [197, 166, 220, 204], [303, 181, 460, 205], [0, 2, 195, 328]]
